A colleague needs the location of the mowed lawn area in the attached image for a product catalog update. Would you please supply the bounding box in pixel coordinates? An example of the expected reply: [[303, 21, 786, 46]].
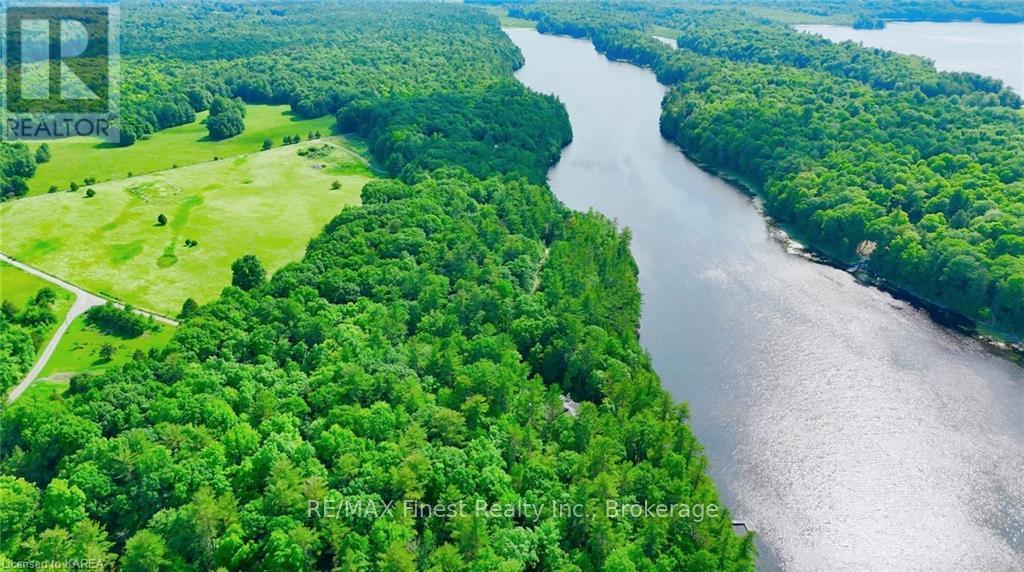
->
[[1, 139, 370, 315], [39, 315, 176, 380], [1, 261, 73, 309], [27, 104, 337, 196]]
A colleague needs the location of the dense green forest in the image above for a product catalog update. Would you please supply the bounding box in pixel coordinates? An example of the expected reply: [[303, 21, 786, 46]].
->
[[0, 288, 62, 392], [666, 10, 1020, 106], [505, 1, 1024, 338], [0, 1, 568, 196], [509, 2, 1020, 106], [0, 2, 752, 570], [337, 84, 571, 183], [1, 171, 752, 570], [114, 1, 531, 146], [4, 0, 1022, 566], [713, 0, 1024, 25], [493, 0, 1024, 25]]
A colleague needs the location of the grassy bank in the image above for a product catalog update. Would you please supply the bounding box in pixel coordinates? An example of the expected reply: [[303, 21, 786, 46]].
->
[[27, 105, 337, 196]]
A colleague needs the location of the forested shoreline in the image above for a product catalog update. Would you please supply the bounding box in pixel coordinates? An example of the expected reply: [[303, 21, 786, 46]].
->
[[714, 0, 1024, 25], [3, 0, 1022, 567], [0, 2, 753, 569], [504, 1, 1024, 341]]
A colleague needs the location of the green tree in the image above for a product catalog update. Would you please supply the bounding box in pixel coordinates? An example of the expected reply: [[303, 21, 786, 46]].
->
[[179, 297, 199, 319], [33, 287, 56, 307], [99, 343, 116, 362], [207, 111, 244, 140], [379, 542, 416, 572], [35, 143, 51, 164], [122, 530, 168, 572], [1, 300, 18, 320], [0, 476, 40, 553], [231, 255, 266, 290], [41, 478, 88, 529]]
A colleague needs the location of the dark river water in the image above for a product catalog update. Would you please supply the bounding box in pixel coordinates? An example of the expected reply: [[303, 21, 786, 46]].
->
[[506, 28, 1024, 571]]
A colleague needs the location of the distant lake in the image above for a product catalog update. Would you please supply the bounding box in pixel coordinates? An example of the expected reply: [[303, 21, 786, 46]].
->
[[796, 22, 1024, 93]]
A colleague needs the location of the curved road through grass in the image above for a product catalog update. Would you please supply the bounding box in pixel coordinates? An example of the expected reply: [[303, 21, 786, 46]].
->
[[1, 252, 178, 403]]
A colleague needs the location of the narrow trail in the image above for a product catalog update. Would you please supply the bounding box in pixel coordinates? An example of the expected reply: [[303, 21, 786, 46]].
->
[[1, 252, 179, 403]]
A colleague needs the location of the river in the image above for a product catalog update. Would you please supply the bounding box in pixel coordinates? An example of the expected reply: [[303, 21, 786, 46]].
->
[[796, 22, 1024, 94], [506, 28, 1024, 571]]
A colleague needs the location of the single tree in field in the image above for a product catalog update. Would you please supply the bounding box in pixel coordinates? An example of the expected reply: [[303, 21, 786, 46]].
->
[[207, 111, 244, 140], [157, 214, 167, 226], [206, 96, 246, 140], [69, 182, 79, 192], [85, 188, 96, 198], [231, 255, 266, 291], [307, 131, 314, 141], [314, 130, 322, 139], [262, 138, 273, 151], [48, 185, 58, 193], [331, 180, 342, 190], [35, 143, 51, 164], [84, 177, 96, 185], [98, 343, 116, 362]]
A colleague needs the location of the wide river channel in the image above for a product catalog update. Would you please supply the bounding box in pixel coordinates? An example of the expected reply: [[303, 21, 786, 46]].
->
[[506, 27, 1024, 571]]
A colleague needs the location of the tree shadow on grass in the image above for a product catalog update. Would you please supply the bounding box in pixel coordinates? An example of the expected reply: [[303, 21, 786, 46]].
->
[[91, 141, 120, 150]]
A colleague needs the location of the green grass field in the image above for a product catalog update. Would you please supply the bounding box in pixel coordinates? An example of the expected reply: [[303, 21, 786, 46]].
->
[[650, 25, 683, 40], [1, 139, 370, 315], [28, 104, 337, 196], [1, 261, 72, 310], [485, 7, 536, 28], [38, 315, 175, 380]]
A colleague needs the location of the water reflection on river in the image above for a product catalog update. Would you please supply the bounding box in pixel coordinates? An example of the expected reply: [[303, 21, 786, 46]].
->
[[507, 27, 1024, 571]]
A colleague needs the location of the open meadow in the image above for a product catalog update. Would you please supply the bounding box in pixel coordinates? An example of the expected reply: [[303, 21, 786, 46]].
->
[[1, 261, 73, 310], [38, 315, 176, 381], [27, 104, 337, 196], [1, 139, 370, 315]]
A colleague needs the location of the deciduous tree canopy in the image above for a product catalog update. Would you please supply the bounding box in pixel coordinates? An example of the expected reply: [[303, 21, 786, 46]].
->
[[0, 2, 753, 570]]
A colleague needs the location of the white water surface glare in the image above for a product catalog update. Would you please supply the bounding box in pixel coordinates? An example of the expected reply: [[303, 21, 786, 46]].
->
[[506, 27, 1024, 571]]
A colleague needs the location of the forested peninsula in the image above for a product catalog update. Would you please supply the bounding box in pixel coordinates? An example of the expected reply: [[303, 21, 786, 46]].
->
[[0, 2, 753, 569], [506, 1, 1024, 341]]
